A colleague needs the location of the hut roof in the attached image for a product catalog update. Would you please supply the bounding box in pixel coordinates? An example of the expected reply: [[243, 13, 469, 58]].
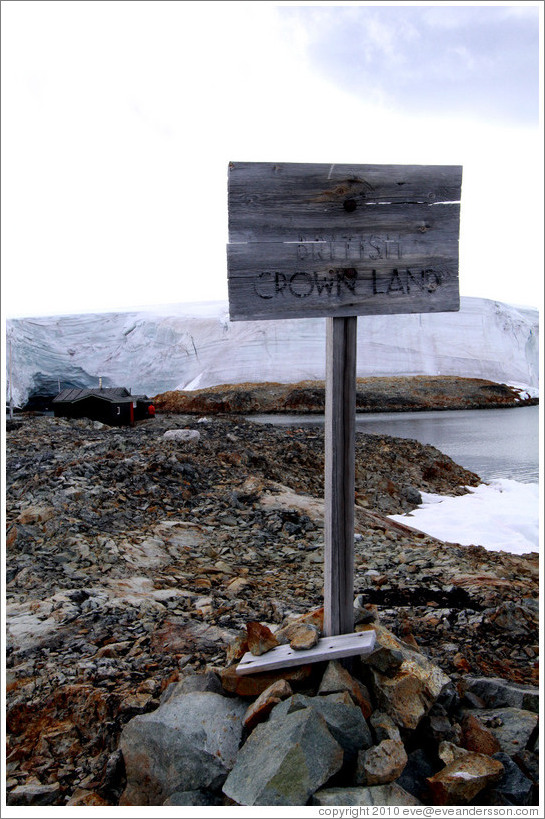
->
[[53, 387, 132, 404]]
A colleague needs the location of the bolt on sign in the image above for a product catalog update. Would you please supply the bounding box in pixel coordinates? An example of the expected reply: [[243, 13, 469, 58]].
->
[[227, 162, 462, 669]]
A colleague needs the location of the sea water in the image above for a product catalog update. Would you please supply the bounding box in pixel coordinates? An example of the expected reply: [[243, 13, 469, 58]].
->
[[252, 405, 539, 484]]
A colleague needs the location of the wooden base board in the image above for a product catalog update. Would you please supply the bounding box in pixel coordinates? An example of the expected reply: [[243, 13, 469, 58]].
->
[[235, 630, 376, 675]]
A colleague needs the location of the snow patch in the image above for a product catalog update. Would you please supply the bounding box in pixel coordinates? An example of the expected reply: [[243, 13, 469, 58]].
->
[[389, 479, 539, 555]]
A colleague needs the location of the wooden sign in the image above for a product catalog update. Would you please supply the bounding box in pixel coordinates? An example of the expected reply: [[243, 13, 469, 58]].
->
[[227, 162, 461, 321], [227, 161, 462, 663]]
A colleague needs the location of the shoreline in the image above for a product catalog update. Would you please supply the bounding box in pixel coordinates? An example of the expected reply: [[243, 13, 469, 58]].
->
[[5, 413, 539, 806], [153, 376, 538, 416]]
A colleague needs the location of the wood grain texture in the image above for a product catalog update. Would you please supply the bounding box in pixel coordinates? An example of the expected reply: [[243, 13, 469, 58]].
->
[[227, 162, 461, 321], [228, 161, 462, 243], [235, 630, 376, 675], [227, 249, 459, 321], [324, 316, 357, 637]]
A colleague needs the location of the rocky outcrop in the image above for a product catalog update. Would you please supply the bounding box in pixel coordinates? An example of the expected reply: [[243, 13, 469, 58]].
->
[[116, 619, 539, 807], [5, 414, 539, 806], [153, 376, 538, 415]]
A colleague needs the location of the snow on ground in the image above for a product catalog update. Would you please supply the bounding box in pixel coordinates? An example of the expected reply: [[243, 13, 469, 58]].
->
[[389, 479, 540, 555]]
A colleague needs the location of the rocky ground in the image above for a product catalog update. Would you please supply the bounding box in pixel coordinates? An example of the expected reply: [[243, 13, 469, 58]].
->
[[4, 411, 539, 807], [153, 375, 537, 414]]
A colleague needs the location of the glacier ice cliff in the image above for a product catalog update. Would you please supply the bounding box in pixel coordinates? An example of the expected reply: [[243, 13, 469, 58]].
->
[[5, 297, 539, 408]]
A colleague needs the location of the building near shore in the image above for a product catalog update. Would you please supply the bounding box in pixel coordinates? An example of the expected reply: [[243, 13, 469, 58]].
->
[[52, 387, 154, 426]]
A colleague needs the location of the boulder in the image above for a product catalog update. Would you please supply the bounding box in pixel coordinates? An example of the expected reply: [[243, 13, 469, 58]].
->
[[369, 711, 401, 743], [243, 679, 293, 730], [461, 713, 502, 756], [318, 660, 373, 719], [474, 708, 538, 757], [367, 629, 451, 730], [311, 783, 422, 806], [427, 753, 504, 805], [360, 624, 450, 731], [160, 670, 222, 704], [488, 753, 533, 806], [220, 663, 313, 698], [269, 692, 373, 760], [355, 739, 408, 786], [7, 780, 61, 806], [162, 790, 221, 806], [222, 708, 343, 805], [119, 691, 246, 805], [276, 622, 320, 650], [246, 621, 279, 656], [162, 429, 200, 444], [461, 677, 539, 713]]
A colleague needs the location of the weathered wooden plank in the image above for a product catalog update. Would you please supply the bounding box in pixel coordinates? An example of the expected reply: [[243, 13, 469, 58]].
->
[[235, 629, 376, 675], [230, 200, 460, 246], [228, 161, 462, 243], [226, 162, 461, 321], [227, 252, 460, 321], [324, 316, 357, 637], [229, 201, 460, 254]]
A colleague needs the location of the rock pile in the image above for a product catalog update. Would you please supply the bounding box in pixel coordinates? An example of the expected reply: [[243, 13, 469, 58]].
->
[[5, 414, 539, 806], [118, 614, 539, 806]]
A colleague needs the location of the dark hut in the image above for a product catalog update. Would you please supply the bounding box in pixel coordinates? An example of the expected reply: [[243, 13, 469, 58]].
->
[[52, 387, 155, 426]]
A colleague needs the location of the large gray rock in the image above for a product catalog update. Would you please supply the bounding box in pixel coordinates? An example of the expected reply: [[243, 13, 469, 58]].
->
[[120, 691, 246, 805], [488, 753, 534, 806], [162, 790, 222, 806], [222, 707, 344, 806], [462, 677, 539, 713], [160, 670, 223, 703], [476, 708, 539, 757], [269, 692, 373, 759], [7, 780, 61, 806], [311, 783, 422, 806], [318, 659, 373, 717], [397, 748, 438, 801]]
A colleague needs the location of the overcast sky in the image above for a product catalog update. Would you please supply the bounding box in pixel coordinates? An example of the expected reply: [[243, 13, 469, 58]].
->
[[1, 0, 542, 319]]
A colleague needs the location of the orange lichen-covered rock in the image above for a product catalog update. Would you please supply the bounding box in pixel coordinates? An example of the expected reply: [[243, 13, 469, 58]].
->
[[427, 753, 504, 805], [220, 664, 313, 698], [243, 679, 293, 730], [246, 621, 279, 656]]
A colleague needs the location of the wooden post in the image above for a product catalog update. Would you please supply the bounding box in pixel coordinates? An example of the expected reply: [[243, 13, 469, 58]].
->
[[9, 335, 14, 421], [324, 315, 357, 637], [227, 161, 462, 670]]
